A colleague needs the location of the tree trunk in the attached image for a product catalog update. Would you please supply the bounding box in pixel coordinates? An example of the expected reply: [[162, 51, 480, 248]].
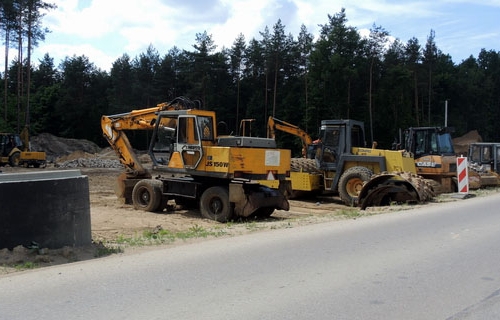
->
[[17, 13, 22, 133], [368, 58, 374, 144], [26, 4, 32, 127], [272, 58, 278, 117], [3, 29, 9, 121], [414, 71, 419, 126]]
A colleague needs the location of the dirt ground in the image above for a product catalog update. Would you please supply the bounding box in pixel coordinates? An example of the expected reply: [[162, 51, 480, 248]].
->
[[1, 165, 364, 274], [85, 167, 351, 241]]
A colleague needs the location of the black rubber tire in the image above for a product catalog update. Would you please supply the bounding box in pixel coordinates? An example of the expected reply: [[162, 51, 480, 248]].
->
[[9, 152, 21, 167], [132, 179, 163, 212], [339, 166, 373, 206], [200, 186, 233, 222]]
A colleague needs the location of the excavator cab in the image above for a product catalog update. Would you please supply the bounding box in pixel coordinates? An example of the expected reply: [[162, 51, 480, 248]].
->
[[149, 110, 216, 170]]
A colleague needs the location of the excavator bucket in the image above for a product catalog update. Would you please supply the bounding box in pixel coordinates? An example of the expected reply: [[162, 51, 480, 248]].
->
[[229, 180, 291, 217], [358, 172, 436, 210], [115, 171, 152, 204]]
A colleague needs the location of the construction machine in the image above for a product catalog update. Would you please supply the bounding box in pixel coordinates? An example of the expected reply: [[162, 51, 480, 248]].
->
[[402, 127, 457, 193], [266, 117, 434, 208], [101, 97, 291, 222], [467, 142, 500, 188], [0, 131, 46, 168]]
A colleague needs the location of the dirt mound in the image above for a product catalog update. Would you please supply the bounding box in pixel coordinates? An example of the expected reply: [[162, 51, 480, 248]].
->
[[31, 133, 101, 162], [453, 130, 482, 156]]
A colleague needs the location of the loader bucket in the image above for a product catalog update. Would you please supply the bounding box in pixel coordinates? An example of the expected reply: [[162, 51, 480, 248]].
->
[[358, 172, 435, 210]]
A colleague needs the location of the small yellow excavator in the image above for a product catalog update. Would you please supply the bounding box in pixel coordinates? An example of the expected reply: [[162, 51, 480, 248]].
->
[[101, 97, 291, 222]]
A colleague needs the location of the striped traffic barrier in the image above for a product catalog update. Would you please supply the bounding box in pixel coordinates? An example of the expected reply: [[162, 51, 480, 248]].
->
[[457, 156, 469, 194]]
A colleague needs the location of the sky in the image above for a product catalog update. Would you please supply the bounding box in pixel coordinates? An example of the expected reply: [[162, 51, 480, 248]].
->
[[4, 0, 500, 72]]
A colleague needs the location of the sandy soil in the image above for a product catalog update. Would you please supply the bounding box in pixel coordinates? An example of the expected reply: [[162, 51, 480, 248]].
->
[[0, 166, 355, 274], [86, 168, 354, 237]]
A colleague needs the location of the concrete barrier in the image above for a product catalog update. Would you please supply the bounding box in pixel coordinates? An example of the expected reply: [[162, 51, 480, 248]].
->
[[0, 170, 92, 250]]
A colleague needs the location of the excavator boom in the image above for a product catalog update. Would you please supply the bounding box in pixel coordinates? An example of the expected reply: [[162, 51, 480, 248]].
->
[[267, 117, 313, 157]]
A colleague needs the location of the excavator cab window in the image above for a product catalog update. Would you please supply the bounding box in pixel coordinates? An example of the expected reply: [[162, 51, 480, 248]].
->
[[196, 116, 214, 141], [177, 115, 203, 169], [150, 115, 177, 165]]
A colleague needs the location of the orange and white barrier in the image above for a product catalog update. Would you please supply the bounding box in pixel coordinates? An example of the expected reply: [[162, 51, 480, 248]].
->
[[457, 156, 469, 194]]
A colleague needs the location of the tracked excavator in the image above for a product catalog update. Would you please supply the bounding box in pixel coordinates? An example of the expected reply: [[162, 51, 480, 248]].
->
[[266, 117, 435, 208], [101, 97, 291, 222]]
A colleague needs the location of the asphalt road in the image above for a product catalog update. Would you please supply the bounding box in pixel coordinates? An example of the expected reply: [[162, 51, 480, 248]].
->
[[2, 193, 500, 320]]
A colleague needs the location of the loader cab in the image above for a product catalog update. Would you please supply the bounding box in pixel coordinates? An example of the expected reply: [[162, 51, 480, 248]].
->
[[404, 127, 455, 158], [314, 120, 365, 171], [469, 143, 500, 174], [0, 133, 22, 156]]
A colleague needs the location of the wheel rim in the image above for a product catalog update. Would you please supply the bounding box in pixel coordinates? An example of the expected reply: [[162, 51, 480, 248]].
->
[[138, 188, 151, 206], [208, 197, 223, 215], [346, 177, 364, 197]]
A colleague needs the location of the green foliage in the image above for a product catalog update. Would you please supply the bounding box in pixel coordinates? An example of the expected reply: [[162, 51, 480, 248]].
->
[[1, 7, 499, 145]]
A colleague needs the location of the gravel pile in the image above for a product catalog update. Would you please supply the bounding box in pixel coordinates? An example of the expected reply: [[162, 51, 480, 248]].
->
[[55, 158, 123, 169], [29, 133, 128, 169]]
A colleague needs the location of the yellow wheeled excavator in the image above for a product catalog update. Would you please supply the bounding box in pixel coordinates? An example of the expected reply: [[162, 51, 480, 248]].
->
[[266, 117, 435, 208], [101, 97, 291, 222]]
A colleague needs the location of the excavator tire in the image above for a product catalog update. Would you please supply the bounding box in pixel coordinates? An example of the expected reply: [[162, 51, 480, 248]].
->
[[290, 158, 322, 173], [338, 166, 374, 206], [132, 179, 163, 212], [200, 186, 233, 222], [358, 172, 436, 210]]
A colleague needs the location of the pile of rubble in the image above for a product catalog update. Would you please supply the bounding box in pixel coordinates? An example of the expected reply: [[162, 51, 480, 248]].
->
[[31, 133, 123, 169], [452, 130, 482, 156], [55, 156, 123, 169]]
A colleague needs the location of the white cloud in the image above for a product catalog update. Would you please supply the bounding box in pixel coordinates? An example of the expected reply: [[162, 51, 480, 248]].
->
[[1, 0, 498, 72]]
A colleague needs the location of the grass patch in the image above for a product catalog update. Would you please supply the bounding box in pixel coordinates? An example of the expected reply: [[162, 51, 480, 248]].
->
[[115, 224, 229, 247], [94, 244, 123, 257], [14, 261, 37, 270], [338, 208, 362, 219]]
